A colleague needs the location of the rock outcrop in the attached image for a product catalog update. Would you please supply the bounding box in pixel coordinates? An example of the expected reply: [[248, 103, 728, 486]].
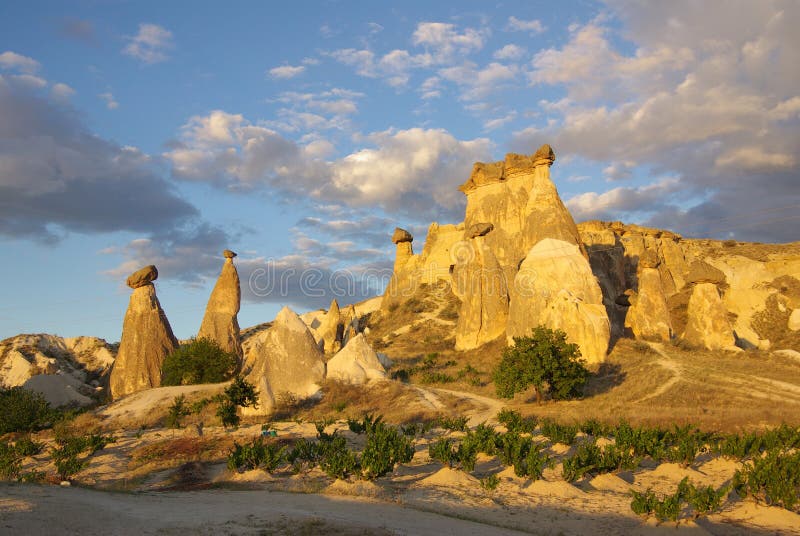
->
[[241, 306, 326, 415], [625, 267, 672, 341], [0, 334, 114, 406], [326, 333, 387, 384], [197, 250, 242, 360], [683, 283, 738, 351], [453, 228, 509, 350], [109, 267, 178, 400], [507, 239, 610, 364], [316, 299, 344, 354]]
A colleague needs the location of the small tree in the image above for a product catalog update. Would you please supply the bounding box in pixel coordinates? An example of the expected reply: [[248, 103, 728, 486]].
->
[[493, 326, 590, 402], [161, 338, 238, 386], [0, 387, 53, 434], [166, 395, 191, 429], [215, 376, 259, 428]]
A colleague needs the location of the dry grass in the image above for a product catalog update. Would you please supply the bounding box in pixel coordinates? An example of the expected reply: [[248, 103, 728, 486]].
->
[[129, 436, 234, 470]]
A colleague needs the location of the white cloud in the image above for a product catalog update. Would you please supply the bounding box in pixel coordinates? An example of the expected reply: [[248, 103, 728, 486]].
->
[[122, 23, 173, 64], [440, 61, 517, 100], [412, 22, 488, 60], [268, 64, 306, 79], [0, 51, 40, 73], [484, 112, 517, 131], [367, 22, 384, 34], [493, 44, 526, 60], [419, 76, 442, 99], [50, 83, 75, 100], [506, 16, 545, 34], [98, 92, 119, 110], [8, 74, 46, 89], [566, 178, 682, 221], [514, 1, 800, 242]]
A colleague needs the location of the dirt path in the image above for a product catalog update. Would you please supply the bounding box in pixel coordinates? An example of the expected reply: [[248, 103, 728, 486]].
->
[[632, 343, 683, 404], [0, 484, 529, 536], [429, 387, 506, 427]]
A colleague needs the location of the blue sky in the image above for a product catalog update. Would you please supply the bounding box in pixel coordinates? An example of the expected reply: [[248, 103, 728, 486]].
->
[[1, 0, 798, 342]]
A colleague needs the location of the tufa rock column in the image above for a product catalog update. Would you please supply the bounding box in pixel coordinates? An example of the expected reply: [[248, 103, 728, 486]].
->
[[392, 228, 414, 271], [198, 249, 243, 360], [109, 265, 179, 399]]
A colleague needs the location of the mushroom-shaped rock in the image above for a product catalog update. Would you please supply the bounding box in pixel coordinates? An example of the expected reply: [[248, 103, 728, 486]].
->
[[240, 306, 326, 415], [110, 267, 179, 399], [532, 144, 556, 167], [392, 227, 413, 244], [467, 222, 494, 239], [197, 250, 242, 359], [686, 260, 726, 286], [126, 265, 158, 289], [326, 333, 387, 384]]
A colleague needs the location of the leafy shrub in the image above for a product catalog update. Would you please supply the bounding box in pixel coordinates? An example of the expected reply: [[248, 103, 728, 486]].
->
[[493, 327, 590, 402], [429, 438, 458, 468], [14, 436, 43, 457], [579, 419, 610, 438], [734, 449, 800, 511], [50, 432, 116, 481], [215, 376, 259, 428], [540, 418, 578, 445], [347, 413, 383, 435], [287, 438, 320, 473], [463, 424, 500, 455], [161, 337, 238, 386], [436, 415, 468, 432], [614, 421, 668, 459], [166, 395, 191, 429], [663, 425, 710, 466], [0, 441, 21, 480], [496, 433, 550, 479], [631, 478, 728, 521], [497, 409, 536, 434], [562, 442, 639, 482], [420, 371, 455, 384], [480, 474, 500, 492], [0, 387, 53, 434], [361, 422, 414, 479], [318, 435, 358, 480], [227, 437, 285, 472]]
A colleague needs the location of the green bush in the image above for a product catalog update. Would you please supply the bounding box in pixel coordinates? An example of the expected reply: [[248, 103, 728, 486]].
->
[[734, 449, 800, 511], [493, 326, 590, 402], [496, 432, 550, 479], [0, 387, 53, 434], [347, 412, 383, 435], [480, 474, 500, 492], [631, 478, 728, 521], [287, 438, 320, 473], [540, 418, 578, 445], [215, 376, 259, 428], [436, 415, 468, 432], [0, 441, 22, 480], [361, 422, 414, 479], [463, 424, 500, 455], [562, 441, 639, 482], [429, 437, 458, 467], [166, 395, 191, 429], [50, 432, 115, 481], [14, 436, 43, 457], [318, 435, 358, 480], [228, 437, 285, 472], [497, 409, 537, 434], [161, 337, 238, 386]]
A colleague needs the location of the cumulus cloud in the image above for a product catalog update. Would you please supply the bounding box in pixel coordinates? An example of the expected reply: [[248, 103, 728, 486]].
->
[[483, 112, 517, 131], [506, 16, 545, 34], [514, 1, 800, 242], [50, 83, 75, 100], [98, 92, 118, 109], [0, 51, 40, 73], [0, 80, 199, 243], [494, 44, 526, 60], [440, 61, 518, 100], [122, 23, 173, 64], [165, 111, 491, 219], [268, 64, 306, 79]]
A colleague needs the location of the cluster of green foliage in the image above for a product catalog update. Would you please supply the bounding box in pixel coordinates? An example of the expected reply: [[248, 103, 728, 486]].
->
[[166, 395, 192, 429], [164, 377, 258, 430], [429, 437, 477, 471], [227, 437, 285, 473], [734, 449, 800, 511], [0, 387, 53, 434], [50, 432, 115, 481], [613, 422, 713, 466], [496, 432, 551, 479], [346, 412, 383, 434], [360, 420, 414, 479], [493, 327, 590, 402], [0, 438, 44, 480], [540, 418, 579, 445], [497, 409, 537, 434], [631, 477, 729, 522], [561, 441, 639, 482], [395, 353, 459, 385], [161, 337, 238, 386], [436, 415, 469, 432], [714, 424, 800, 460]]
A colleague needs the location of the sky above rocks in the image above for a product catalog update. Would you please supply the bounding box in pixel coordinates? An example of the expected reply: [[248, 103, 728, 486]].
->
[[1, 0, 798, 341]]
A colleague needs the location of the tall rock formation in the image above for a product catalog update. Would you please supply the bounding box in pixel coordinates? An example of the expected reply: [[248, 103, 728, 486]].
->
[[683, 283, 738, 351], [240, 306, 326, 415], [109, 265, 178, 399], [453, 224, 509, 350], [316, 299, 344, 354], [508, 239, 610, 364], [624, 254, 672, 341], [326, 333, 387, 384], [198, 250, 242, 360]]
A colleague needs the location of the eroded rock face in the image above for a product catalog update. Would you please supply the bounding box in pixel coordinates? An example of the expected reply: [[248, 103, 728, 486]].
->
[[198, 252, 242, 359], [316, 299, 344, 354], [126, 265, 158, 289], [683, 283, 738, 351], [109, 281, 178, 399], [508, 239, 610, 364], [326, 333, 387, 384], [453, 235, 509, 350], [625, 268, 672, 341], [241, 306, 325, 415]]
